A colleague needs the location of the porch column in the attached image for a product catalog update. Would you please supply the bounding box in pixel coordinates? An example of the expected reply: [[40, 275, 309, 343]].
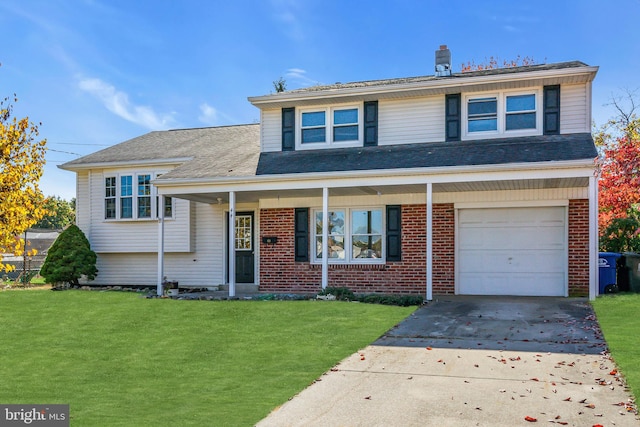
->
[[426, 183, 433, 301], [322, 187, 329, 290], [588, 175, 598, 300], [228, 191, 236, 297], [156, 196, 165, 296]]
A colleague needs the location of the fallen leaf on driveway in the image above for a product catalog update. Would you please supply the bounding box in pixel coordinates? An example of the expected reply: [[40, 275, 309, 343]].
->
[[524, 415, 537, 422]]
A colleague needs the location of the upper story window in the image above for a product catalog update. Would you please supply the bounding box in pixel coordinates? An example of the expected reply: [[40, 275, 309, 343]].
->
[[464, 90, 540, 139], [313, 207, 383, 263], [298, 105, 361, 149], [104, 172, 173, 221]]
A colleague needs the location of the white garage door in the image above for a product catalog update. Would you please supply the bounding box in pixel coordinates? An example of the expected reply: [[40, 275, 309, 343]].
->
[[458, 206, 566, 296]]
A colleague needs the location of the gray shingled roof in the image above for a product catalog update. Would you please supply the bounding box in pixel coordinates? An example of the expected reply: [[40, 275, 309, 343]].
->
[[60, 124, 261, 179], [274, 61, 589, 95], [256, 133, 597, 176]]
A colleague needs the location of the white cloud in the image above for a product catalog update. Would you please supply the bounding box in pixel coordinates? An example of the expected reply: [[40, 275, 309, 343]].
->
[[285, 68, 319, 87], [270, 0, 304, 41], [77, 77, 174, 130], [198, 103, 219, 126]]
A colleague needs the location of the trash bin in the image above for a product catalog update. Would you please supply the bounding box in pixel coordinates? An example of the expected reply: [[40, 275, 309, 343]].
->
[[599, 252, 622, 294], [622, 253, 640, 293]]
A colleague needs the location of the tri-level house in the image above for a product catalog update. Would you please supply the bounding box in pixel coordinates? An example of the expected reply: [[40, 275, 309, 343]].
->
[[60, 47, 600, 299]]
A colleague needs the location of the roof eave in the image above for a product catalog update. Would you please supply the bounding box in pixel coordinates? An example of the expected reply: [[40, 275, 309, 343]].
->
[[248, 66, 599, 108], [154, 158, 596, 188], [58, 157, 193, 171]]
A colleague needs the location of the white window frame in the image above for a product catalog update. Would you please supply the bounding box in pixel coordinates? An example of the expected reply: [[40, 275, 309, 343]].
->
[[462, 89, 542, 140], [296, 104, 363, 150], [311, 206, 385, 265], [103, 172, 174, 222]]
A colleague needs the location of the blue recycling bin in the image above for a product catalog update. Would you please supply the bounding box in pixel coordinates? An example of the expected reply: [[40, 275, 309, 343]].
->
[[599, 252, 622, 294]]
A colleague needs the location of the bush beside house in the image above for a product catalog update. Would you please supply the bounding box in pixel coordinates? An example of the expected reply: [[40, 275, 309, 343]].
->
[[40, 225, 98, 288]]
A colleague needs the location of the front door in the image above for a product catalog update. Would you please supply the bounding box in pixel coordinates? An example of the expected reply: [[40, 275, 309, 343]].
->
[[231, 212, 255, 283]]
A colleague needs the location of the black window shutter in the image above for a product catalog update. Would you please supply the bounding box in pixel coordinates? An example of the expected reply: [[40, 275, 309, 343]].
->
[[445, 93, 461, 141], [363, 101, 378, 146], [282, 107, 295, 151], [386, 205, 402, 262], [294, 208, 309, 262], [543, 85, 560, 135]]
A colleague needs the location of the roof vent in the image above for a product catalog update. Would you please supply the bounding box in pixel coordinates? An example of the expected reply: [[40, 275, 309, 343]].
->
[[435, 45, 451, 77]]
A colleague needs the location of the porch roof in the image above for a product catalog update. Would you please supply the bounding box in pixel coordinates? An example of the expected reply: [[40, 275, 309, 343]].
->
[[255, 133, 596, 176]]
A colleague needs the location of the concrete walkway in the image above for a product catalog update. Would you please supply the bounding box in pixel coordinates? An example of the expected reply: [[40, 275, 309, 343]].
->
[[257, 297, 639, 427]]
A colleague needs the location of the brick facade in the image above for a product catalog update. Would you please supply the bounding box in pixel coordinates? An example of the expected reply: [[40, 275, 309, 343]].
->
[[259, 200, 590, 297], [259, 204, 455, 295], [568, 199, 590, 296]]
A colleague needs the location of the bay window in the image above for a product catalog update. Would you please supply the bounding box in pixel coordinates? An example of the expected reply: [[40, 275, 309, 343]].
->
[[105, 177, 116, 219], [137, 174, 151, 218], [120, 175, 133, 218], [104, 172, 171, 221]]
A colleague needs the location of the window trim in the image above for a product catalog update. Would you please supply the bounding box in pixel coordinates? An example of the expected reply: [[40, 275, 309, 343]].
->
[[311, 206, 385, 265], [296, 104, 363, 150], [462, 89, 542, 140], [103, 172, 174, 222]]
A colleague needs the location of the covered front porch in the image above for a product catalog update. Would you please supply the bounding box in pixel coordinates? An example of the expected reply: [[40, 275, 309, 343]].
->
[[153, 162, 599, 300]]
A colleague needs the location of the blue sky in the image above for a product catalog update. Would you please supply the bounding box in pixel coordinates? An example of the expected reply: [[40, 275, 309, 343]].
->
[[2, 0, 639, 200]]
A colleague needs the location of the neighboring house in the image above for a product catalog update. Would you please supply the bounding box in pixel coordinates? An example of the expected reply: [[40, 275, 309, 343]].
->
[[2, 229, 61, 280], [60, 47, 600, 299]]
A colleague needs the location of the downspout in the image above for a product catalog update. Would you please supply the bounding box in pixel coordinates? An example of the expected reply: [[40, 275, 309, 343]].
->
[[426, 183, 433, 301], [322, 187, 329, 290], [589, 175, 598, 300], [156, 196, 165, 296]]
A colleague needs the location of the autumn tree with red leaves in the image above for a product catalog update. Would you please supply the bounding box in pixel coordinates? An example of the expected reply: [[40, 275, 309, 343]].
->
[[597, 91, 640, 252]]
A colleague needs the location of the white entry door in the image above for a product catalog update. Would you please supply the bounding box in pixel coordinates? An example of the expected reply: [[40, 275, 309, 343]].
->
[[458, 206, 566, 296]]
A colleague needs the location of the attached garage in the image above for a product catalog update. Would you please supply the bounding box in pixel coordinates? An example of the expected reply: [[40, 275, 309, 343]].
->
[[457, 206, 567, 296]]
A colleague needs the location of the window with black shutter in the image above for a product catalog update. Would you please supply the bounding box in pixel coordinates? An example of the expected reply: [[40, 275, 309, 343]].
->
[[386, 205, 402, 261], [543, 85, 560, 135], [294, 208, 309, 262]]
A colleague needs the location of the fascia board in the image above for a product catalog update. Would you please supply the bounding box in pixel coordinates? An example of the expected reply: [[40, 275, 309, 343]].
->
[[154, 159, 596, 192], [248, 67, 599, 107], [58, 157, 193, 171]]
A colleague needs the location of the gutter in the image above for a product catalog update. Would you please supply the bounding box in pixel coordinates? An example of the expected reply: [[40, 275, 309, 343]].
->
[[248, 66, 599, 107], [152, 158, 596, 189], [58, 157, 193, 171]]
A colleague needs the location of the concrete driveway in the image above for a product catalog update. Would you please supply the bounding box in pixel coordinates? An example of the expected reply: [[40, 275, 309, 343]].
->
[[257, 296, 639, 427]]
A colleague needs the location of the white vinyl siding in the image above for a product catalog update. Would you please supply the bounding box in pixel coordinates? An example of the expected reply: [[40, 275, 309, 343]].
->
[[378, 97, 444, 145], [87, 170, 192, 253], [76, 171, 91, 232], [84, 204, 228, 286], [261, 108, 281, 152], [561, 83, 590, 133]]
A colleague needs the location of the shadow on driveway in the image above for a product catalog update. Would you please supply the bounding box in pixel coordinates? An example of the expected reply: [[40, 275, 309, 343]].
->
[[375, 296, 607, 354]]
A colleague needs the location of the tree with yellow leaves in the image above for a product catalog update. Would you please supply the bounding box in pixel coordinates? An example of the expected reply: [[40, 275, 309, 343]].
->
[[0, 94, 47, 272]]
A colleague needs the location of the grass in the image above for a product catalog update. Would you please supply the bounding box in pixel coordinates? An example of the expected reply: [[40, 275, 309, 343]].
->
[[0, 290, 415, 426], [592, 293, 640, 400]]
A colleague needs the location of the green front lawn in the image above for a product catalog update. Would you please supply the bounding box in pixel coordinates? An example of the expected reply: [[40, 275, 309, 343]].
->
[[0, 290, 415, 426], [592, 293, 640, 399]]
